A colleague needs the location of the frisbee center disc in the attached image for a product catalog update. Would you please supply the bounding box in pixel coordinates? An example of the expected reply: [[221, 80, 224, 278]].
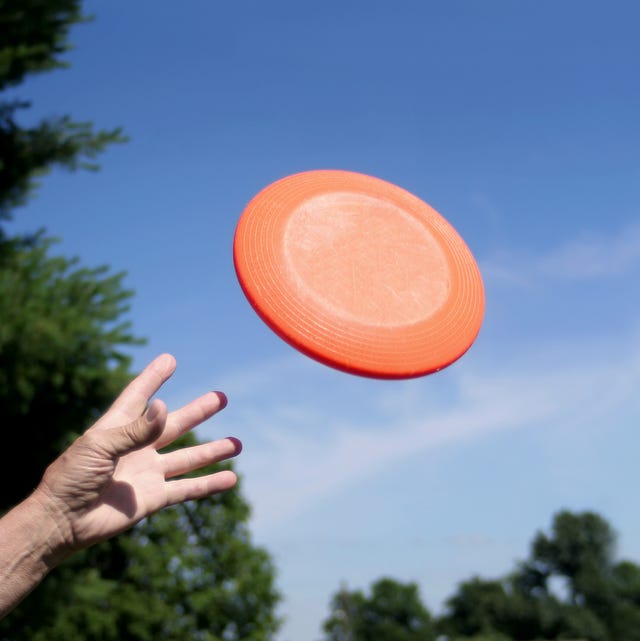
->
[[283, 191, 451, 327]]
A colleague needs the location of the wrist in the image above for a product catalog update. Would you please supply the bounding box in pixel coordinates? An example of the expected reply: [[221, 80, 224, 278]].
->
[[26, 487, 75, 568], [0, 492, 71, 617]]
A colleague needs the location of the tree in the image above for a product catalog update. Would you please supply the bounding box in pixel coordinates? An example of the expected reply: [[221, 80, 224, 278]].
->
[[0, 3, 282, 639], [437, 574, 560, 641], [323, 578, 435, 641], [606, 560, 640, 640], [334, 512, 640, 641], [0, 234, 283, 639], [0, 233, 140, 508], [0, 0, 132, 507], [439, 577, 510, 638], [526, 510, 618, 638], [0, 0, 126, 224], [0, 436, 281, 641], [438, 510, 640, 641], [529, 510, 616, 607]]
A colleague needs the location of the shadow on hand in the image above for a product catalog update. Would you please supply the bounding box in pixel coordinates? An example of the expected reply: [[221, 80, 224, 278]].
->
[[101, 480, 138, 519]]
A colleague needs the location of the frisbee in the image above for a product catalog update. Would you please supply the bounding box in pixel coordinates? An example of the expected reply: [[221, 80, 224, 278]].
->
[[233, 170, 484, 379]]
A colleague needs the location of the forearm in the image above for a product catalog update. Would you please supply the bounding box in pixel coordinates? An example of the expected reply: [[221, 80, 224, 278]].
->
[[0, 492, 67, 618]]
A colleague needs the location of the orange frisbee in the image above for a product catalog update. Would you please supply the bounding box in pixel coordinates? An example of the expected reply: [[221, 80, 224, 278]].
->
[[233, 170, 484, 379]]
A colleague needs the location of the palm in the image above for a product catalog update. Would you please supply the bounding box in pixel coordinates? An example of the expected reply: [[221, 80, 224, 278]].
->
[[72, 445, 166, 545]]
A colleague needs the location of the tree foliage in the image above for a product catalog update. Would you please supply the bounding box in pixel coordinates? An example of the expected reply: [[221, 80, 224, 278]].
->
[[0, 0, 126, 223], [0, 435, 281, 641], [0, 2, 134, 507], [0, 232, 140, 508], [439, 510, 640, 641], [0, 232, 283, 638], [323, 578, 435, 641], [323, 511, 640, 641], [0, 3, 282, 639]]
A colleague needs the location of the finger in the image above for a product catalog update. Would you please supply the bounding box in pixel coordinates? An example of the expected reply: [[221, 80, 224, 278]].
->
[[99, 399, 168, 457], [164, 470, 238, 506], [162, 437, 242, 478], [155, 391, 228, 449], [104, 354, 177, 425]]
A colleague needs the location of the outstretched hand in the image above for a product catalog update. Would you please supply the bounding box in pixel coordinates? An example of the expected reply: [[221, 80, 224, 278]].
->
[[33, 354, 241, 558]]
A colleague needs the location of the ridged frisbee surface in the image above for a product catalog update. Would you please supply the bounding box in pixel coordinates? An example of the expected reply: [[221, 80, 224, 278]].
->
[[233, 170, 484, 379]]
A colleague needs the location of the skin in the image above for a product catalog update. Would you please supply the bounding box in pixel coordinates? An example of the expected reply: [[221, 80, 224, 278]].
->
[[0, 353, 241, 617]]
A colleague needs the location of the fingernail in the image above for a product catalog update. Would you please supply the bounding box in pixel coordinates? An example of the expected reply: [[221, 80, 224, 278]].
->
[[213, 391, 228, 408]]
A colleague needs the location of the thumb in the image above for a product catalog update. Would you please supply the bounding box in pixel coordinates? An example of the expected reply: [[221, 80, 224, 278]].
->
[[102, 399, 167, 457]]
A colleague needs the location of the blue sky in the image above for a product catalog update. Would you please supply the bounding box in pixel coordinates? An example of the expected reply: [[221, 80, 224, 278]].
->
[[8, 2, 640, 639]]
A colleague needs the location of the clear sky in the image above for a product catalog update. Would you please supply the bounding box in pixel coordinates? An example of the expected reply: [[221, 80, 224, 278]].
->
[[8, 2, 640, 639]]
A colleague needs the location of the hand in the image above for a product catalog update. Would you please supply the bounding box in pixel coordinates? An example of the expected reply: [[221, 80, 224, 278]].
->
[[33, 354, 241, 558]]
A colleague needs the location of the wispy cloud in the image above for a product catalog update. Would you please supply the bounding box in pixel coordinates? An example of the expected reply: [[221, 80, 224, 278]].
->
[[540, 224, 640, 279], [218, 329, 640, 534], [482, 221, 640, 286]]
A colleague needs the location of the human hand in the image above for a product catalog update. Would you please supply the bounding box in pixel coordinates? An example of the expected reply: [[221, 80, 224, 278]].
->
[[32, 354, 241, 560]]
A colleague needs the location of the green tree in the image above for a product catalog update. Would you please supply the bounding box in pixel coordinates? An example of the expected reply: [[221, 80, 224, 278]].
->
[[438, 574, 558, 641], [446, 634, 512, 641], [607, 560, 640, 640], [439, 577, 510, 638], [0, 0, 133, 507], [0, 234, 283, 639], [439, 510, 640, 641], [0, 0, 126, 224], [0, 3, 282, 639], [529, 510, 616, 607], [526, 510, 618, 639], [0, 233, 140, 508], [0, 435, 281, 641], [323, 578, 435, 641], [341, 512, 640, 641]]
